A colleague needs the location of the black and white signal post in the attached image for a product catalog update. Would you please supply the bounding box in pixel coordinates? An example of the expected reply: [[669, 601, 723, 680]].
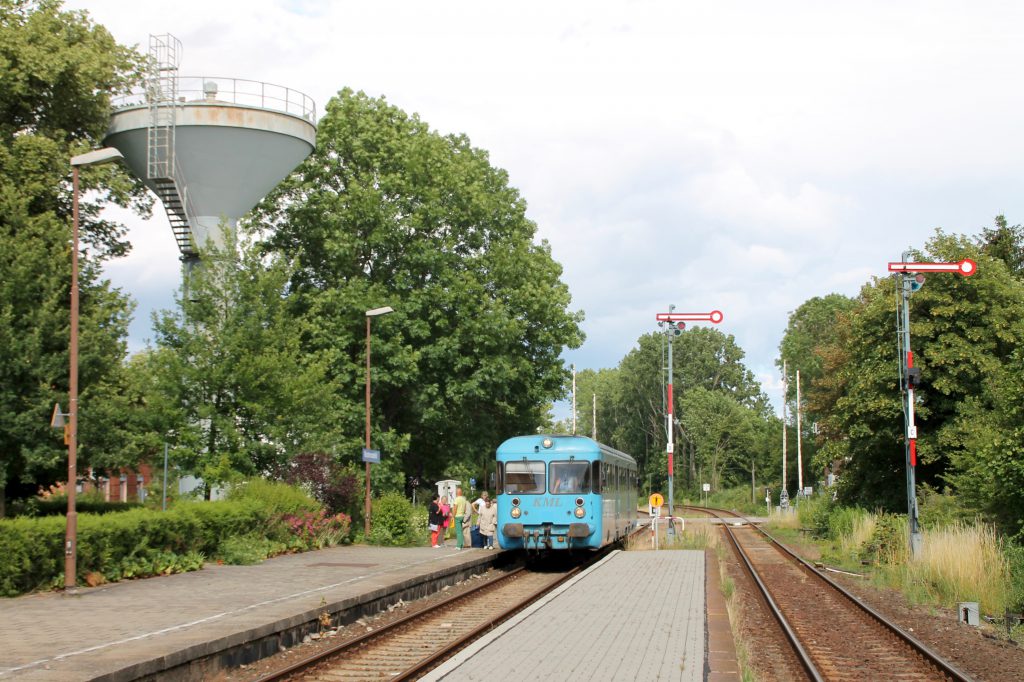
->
[[886, 256, 976, 556]]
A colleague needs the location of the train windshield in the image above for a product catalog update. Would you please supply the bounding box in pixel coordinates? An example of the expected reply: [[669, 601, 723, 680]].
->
[[549, 461, 592, 494], [503, 460, 546, 494]]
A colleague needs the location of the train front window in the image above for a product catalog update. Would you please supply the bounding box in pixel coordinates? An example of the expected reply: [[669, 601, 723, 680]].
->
[[503, 460, 546, 494], [550, 461, 591, 494]]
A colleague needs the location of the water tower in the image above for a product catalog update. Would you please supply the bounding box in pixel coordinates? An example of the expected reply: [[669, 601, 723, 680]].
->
[[104, 34, 316, 278]]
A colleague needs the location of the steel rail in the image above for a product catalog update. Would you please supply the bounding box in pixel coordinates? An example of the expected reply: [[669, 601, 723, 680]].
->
[[256, 525, 645, 682], [704, 507, 824, 681], [253, 565, 531, 682], [687, 505, 975, 682], [391, 563, 585, 680], [395, 523, 649, 680]]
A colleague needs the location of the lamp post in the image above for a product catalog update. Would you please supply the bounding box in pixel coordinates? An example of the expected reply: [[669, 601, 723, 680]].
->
[[66, 147, 124, 589], [364, 305, 394, 538]]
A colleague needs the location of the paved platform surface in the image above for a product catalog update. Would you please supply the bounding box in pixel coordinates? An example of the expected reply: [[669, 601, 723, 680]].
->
[[424, 549, 706, 681], [0, 545, 499, 681]]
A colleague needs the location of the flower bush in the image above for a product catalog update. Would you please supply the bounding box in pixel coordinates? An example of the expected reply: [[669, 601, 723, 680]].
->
[[283, 509, 352, 549]]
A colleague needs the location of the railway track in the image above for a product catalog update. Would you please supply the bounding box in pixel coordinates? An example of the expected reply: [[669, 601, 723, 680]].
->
[[686, 505, 974, 682], [257, 526, 646, 682], [253, 566, 569, 681]]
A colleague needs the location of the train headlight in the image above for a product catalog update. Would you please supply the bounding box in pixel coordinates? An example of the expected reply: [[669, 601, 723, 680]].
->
[[574, 506, 586, 518], [575, 497, 584, 507], [511, 507, 522, 519], [542, 438, 553, 448], [511, 497, 520, 507]]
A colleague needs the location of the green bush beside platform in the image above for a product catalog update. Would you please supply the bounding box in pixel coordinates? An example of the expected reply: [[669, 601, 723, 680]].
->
[[0, 501, 272, 597]]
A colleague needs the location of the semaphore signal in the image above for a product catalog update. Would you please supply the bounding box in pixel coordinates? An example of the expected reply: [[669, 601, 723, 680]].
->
[[655, 310, 724, 324], [887, 258, 977, 276], [889, 253, 977, 558]]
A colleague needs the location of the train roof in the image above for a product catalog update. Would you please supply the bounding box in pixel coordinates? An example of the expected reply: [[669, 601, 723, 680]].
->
[[496, 434, 636, 466]]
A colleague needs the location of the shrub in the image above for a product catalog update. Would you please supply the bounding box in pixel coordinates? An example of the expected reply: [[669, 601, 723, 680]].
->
[[274, 453, 361, 517], [216, 535, 287, 565], [226, 478, 320, 517], [410, 505, 429, 545], [797, 495, 833, 537], [917, 484, 970, 530], [0, 500, 271, 596], [1004, 541, 1024, 613], [282, 509, 352, 550], [861, 513, 908, 565], [368, 492, 413, 546], [9, 494, 142, 518]]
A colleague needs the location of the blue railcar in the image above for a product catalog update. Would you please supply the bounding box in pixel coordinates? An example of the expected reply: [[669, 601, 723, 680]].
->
[[496, 434, 637, 551]]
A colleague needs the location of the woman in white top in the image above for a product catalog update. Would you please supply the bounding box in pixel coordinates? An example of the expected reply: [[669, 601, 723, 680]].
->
[[478, 498, 498, 549]]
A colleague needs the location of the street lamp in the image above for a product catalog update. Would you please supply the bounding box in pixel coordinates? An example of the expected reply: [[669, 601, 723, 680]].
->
[[364, 305, 394, 538], [66, 147, 124, 589]]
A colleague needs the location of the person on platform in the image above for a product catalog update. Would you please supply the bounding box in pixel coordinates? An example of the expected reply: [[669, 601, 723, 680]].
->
[[472, 490, 489, 515], [478, 498, 497, 549], [452, 487, 469, 550], [428, 494, 444, 548], [438, 495, 451, 547]]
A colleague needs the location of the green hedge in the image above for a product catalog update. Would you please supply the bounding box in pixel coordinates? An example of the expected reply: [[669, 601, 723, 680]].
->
[[0, 501, 273, 597], [10, 496, 143, 517]]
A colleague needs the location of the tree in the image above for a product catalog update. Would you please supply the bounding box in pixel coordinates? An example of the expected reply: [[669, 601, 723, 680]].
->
[[146, 236, 339, 493], [976, 214, 1024, 278], [777, 294, 857, 489], [252, 89, 584, 483], [0, 0, 147, 512], [678, 387, 757, 491], [575, 327, 771, 496], [815, 230, 1024, 515]]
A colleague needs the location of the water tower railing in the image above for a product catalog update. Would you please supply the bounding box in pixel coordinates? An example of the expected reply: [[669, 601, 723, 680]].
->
[[112, 76, 316, 124]]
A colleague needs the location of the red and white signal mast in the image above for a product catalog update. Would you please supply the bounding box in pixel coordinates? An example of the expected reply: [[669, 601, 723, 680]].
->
[[887, 255, 976, 556], [655, 308, 724, 533]]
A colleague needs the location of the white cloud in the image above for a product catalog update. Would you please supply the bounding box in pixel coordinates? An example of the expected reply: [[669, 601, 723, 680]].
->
[[61, 0, 1024, 415]]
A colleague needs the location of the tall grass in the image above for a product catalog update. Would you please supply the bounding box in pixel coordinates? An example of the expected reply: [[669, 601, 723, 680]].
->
[[624, 519, 718, 551], [834, 507, 876, 561], [896, 521, 1010, 614], [768, 507, 801, 529]]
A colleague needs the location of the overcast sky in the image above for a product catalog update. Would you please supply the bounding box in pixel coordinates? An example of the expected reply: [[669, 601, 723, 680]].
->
[[68, 0, 1024, 415]]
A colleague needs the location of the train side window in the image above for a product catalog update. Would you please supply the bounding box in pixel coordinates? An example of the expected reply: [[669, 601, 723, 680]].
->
[[592, 461, 602, 493]]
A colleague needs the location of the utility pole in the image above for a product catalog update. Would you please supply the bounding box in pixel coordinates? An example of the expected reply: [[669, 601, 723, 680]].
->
[[751, 459, 755, 505], [592, 393, 597, 440], [781, 360, 788, 506], [887, 255, 977, 557], [796, 370, 803, 495], [571, 364, 577, 435]]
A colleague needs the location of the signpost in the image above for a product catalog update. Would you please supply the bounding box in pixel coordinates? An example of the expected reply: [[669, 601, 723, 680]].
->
[[649, 493, 663, 550], [886, 255, 977, 556], [655, 308, 724, 536]]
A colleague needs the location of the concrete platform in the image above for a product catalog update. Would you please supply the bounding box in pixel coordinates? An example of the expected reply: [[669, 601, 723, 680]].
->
[[0, 545, 504, 681], [424, 549, 706, 681]]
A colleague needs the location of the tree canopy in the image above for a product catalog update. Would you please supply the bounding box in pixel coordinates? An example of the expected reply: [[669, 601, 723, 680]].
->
[[780, 223, 1024, 537], [0, 0, 146, 511], [250, 88, 584, 485]]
